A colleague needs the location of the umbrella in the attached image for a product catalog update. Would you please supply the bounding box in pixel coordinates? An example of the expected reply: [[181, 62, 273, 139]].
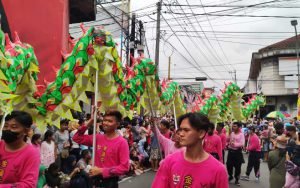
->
[[266, 111, 286, 119], [281, 111, 291, 118]]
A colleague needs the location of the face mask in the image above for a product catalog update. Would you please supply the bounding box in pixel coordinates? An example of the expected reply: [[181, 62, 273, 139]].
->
[[2, 130, 20, 143]]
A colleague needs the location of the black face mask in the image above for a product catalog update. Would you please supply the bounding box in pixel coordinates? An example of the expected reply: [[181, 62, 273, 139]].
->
[[2, 130, 20, 143]]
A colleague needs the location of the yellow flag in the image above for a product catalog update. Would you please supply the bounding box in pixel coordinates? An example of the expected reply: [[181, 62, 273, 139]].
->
[[78, 92, 90, 104], [0, 81, 11, 92], [0, 69, 7, 80], [28, 63, 39, 72]]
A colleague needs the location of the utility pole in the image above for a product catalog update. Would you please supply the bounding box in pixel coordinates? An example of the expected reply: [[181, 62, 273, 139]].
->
[[155, 0, 162, 71], [229, 70, 237, 83], [129, 13, 136, 65], [137, 20, 145, 56], [168, 56, 171, 80]]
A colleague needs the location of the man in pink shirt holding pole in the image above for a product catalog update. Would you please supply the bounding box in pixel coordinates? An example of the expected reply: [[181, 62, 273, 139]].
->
[[152, 112, 228, 188], [241, 126, 261, 181], [73, 110, 129, 188]]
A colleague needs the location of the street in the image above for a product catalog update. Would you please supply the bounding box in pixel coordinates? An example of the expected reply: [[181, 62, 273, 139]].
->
[[119, 153, 270, 188]]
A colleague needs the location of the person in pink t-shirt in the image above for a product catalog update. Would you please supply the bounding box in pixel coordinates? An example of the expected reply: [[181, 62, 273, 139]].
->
[[160, 120, 172, 139], [151, 121, 183, 158], [216, 122, 227, 163], [241, 126, 261, 182], [203, 123, 223, 163], [0, 111, 40, 187], [73, 109, 129, 188], [226, 122, 245, 186], [152, 112, 228, 188]]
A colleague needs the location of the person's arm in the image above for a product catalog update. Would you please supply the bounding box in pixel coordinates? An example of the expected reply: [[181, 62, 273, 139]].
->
[[72, 126, 93, 146], [54, 141, 58, 159], [1, 150, 40, 188], [152, 124, 171, 152], [101, 140, 130, 178], [69, 168, 80, 179], [152, 160, 170, 188], [216, 137, 223, 163]]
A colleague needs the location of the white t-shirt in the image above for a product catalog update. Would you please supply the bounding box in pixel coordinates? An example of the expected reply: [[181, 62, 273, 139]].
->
[[41, 141, 55, 168]]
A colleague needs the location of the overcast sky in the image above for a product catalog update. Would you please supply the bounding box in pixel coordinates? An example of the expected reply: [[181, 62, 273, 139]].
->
[[128, 0, 300, 89]]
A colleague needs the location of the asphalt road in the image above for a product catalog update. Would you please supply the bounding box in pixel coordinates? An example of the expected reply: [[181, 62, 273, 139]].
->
[[119, 153, 270, 188]]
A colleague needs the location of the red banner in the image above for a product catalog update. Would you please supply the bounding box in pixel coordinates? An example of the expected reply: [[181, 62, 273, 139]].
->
[[2, 0, 69, 84]]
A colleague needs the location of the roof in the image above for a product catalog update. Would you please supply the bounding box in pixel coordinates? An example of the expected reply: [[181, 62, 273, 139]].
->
[[248, 35, 300, 79], [259, 34, 300, 53]]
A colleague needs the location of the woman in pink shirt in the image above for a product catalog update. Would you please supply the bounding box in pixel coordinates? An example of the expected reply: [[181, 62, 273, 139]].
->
[[0, 111, 40, 187], [152, 112, 228, 188], [203, 123, 223, 163]]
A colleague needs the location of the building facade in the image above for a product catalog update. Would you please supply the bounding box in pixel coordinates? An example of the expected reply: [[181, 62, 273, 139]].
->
[[243, 35, 299, 118]]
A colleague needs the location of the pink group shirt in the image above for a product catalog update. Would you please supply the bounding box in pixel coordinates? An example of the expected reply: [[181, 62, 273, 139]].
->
[[152, 151, 228, 188], [0, 141, 40, 187], [154, 125, 182, 157], [228, 132, 245, 150], [203, 134, 223, 163], [247, 134, 261, 152], [73, 126, 130, 178], [218, 132, 227, 150]]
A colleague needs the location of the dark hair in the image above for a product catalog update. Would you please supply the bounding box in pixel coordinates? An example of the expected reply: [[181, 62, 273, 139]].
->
[[248, 126, 255, 131], [48, 163, 60, 174], [232, 122, 242, 128], [81, 149, 90, 158], [31, 134, 41, 144], [217, 122, 225, 128], [160, 120, 170, 129], [86, 113, 91, 120], [274, 122, 284, 135], [286, 126, 297, 132], [78, 118, 84, 125], [178, 112, 210, 132], [60, 119, 69, 126], [44, 130, 54, 141], [104, 110, 122, 123], [5, 111, 33, 128], [63, 155, 77, 174], [131, 118, 138, 126], [208, 123, 215, 130]]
